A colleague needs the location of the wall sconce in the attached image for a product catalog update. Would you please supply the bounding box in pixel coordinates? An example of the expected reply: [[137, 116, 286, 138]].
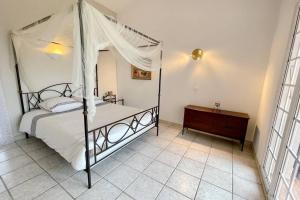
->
[[42, 42, 67, 59], [192, 49, 204, 60]]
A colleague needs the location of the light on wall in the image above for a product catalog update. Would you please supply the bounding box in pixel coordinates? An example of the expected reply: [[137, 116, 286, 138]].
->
[[41, 42, 68, 59], [192, 49, 204, 60]]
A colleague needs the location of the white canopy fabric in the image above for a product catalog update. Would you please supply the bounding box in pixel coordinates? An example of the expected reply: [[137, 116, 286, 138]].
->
[[12, 0, 162, 120]]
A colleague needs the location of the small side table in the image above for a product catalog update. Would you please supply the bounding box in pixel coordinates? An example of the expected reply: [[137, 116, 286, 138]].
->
[[103, 95, 124, 105]]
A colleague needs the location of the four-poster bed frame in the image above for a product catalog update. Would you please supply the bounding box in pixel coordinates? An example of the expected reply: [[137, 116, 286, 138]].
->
[[11, 0, 163, 189]]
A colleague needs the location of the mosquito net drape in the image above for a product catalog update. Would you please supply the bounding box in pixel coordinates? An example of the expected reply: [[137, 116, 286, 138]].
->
[[12, 0, 162, 120]]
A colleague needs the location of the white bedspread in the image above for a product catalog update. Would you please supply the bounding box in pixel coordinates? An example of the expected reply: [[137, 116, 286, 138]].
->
[[19, 103, 155, 170]]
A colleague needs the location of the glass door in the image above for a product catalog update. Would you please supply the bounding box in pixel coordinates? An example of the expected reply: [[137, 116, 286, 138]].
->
[[263, 7, 300, 192], [275, 99, 300, 199]]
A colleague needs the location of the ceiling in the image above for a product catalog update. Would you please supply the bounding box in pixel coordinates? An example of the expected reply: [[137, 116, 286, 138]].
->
[[93, 0, 136, 13]]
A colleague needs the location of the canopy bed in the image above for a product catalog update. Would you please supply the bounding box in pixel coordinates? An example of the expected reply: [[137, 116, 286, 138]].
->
[[11, 0, 163, 189]]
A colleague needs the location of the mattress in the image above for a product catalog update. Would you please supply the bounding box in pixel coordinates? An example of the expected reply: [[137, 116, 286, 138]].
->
[[19, 103, 155, 170]]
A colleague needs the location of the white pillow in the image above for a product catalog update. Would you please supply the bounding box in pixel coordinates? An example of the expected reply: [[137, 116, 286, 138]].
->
[[39, 97, 82, 112], [72, 96, 103, 105]]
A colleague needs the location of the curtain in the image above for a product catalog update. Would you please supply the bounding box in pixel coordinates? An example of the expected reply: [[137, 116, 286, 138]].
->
[[0, 80, 14, 145], [73, 1, 162, 120], [11, 1, 162, 121]]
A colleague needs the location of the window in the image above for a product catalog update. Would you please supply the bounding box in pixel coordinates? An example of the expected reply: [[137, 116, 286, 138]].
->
[[263, 7, 300, 188]]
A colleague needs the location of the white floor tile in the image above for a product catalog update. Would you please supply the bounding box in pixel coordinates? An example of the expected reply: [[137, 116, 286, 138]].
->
[[116, 193, 134, 200], [210, 147, 232, 158], [27, 147, 55, 161], [233, 154, 261, 183], [233, 175, 265, 200], [0, 155, 33, 175], [18, 140, 46, 153], [144, 161, 174, 184], [15, 138, 39, 147], [127, 140, 148, 152], [2, 163, 43, 188], [166, 142, 188, 156], [0, 148, 24, 163], [143, 136, 171, 149], [157, 132, 177, 141], [0, 191, 11, 200], [61, 171, 101, 198], [125, 153, 152, 172], [0, 180, 5, 194], [184, 148, 208, 163], [206, 154, 232, 173], [138, 143, 162, 158], [0, 125, 266, 200], [92, 157, 121, 177], [233, 194, 247, 200], [195, 181, 232, 200], [9, 173, 57, 200], [193, 133, 213, 145], [233, 161, 261, 183], [190, 142, 211, 153], [111, 147, 136, 162], [211, 139, 233, 153], [105, 164, 140, 190], [37, 153, 67, 171], [0, 143, 18, 154], [48, 163, 77, 183], [177, 157, 205, 178], [35, 185, 72, 200], [202, 165, 232, 192], [156, 150, 182, 167], [172, 135, 193, 146], [233, 142, 253, 156], [77, 179, 122, 200], [157, 186, 190, 200], [166, 169, 200, 199], [125, 174, 163, 200]]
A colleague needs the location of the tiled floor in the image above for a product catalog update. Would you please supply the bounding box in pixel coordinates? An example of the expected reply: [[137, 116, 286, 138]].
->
[[0, 122, 265, 200]]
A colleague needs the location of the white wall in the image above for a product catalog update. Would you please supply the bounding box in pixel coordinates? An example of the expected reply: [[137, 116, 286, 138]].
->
[[116, 55, 159, 109], [117, 0, 281, 141], [97, 51, 118, 97], [255, 0, 299, 165], [0, 0, 115, 139]]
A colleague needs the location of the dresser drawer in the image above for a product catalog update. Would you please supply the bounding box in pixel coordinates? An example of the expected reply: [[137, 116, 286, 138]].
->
[[212, 116, 243, 139], [184, 109, 213, 132], [213, 116, 243, 129], [183, 105, 249, 151]]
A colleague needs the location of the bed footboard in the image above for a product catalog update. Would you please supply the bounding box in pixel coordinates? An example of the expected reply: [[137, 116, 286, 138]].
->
[[88, 106, 159, 167]]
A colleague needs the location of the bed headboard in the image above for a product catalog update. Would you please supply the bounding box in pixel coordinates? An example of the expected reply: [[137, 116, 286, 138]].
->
[[21, 83, 73, 112], [20, 83, 99, 113]]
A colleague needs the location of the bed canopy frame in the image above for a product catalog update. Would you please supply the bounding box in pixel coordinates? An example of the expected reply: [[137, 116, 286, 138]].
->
[[12, 0, 163, 189]]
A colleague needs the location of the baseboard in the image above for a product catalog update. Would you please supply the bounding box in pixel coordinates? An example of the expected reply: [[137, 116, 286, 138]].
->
[[159, 119, 182, 128], [251, 143, 269, 199]]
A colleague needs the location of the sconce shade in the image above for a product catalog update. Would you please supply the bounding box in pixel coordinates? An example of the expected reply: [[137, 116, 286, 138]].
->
[[192, 49, 203, 60], [42, 42, 67, 56]]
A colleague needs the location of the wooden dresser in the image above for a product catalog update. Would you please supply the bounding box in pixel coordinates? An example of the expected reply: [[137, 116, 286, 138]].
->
[[183, 105, 249, 150]]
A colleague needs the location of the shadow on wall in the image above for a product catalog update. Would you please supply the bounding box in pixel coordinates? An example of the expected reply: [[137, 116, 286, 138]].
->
[[253, 125, 262, 156]]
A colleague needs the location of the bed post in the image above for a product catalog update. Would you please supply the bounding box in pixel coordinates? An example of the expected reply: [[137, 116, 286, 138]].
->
[[95, 64, 99, 97], [11, 37, 28, 139], [156, 49, 163, 136], [78, 0, 92, 189]]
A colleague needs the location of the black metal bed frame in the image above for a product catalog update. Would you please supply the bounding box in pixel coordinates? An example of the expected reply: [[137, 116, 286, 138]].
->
[[11, 0, 163, 189], [89, 106, 159, 167]]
